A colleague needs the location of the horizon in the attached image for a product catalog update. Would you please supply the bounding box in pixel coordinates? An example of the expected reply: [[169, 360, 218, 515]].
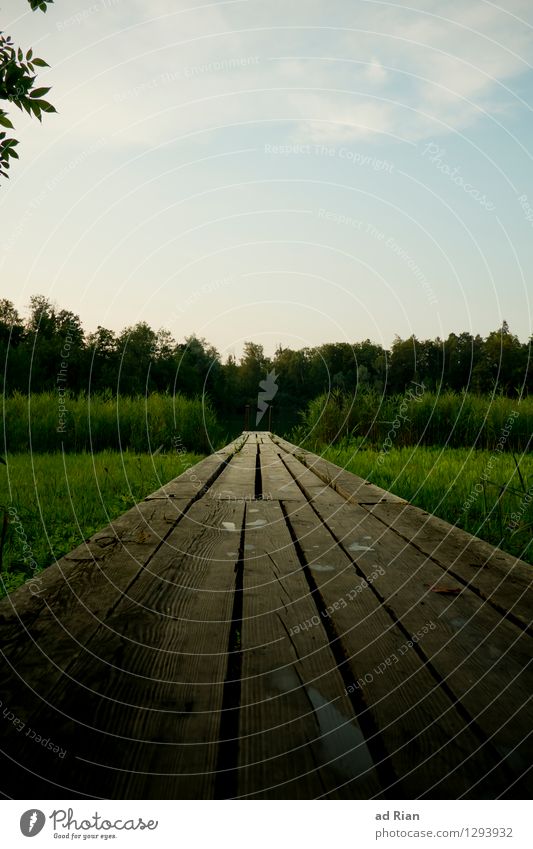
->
[[3, 291, 531, 363]]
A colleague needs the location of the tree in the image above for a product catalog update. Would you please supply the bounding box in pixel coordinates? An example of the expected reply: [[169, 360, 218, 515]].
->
[[174, 335, 222, 400], [116, 322, 158, 395], [86, 326, 119, 392], [481, 322, 527, 395], [0, 299, 24, 393], [388, 335, 419, 393], [0, 298, 23, 346], [0, 1, 56, 181], [239, 342, 270, 405]]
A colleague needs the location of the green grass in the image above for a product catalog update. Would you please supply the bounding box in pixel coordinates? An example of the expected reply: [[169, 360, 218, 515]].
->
[[2, 391, 222, 454], [0, 450, 204, 597], [320, 443, 533, 565]]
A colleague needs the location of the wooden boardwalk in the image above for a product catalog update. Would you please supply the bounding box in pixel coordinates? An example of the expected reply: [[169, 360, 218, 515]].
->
[[0, 432, 531, 799]]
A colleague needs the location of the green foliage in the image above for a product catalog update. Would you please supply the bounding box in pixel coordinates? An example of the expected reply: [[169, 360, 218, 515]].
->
[[0, 448, 203, 597], [319, 443, 533, 566], [28, 1, 54, 10], [294, 389, 533, 452], [0, 2, 55, 181], [2, 391, 222, 454], [0, 296, 532, 442]]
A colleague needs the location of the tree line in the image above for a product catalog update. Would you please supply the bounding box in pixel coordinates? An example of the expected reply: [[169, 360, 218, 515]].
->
[[1, 296, 531, 426]]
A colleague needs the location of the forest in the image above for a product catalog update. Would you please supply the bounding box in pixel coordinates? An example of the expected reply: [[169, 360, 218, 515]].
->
[[1, 296, 531, 427]]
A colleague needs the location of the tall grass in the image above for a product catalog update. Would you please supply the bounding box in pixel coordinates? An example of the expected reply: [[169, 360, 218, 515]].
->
[[2, 392, 222, 455], [0, 450, 203, 597], [293, 389, 532, 452]]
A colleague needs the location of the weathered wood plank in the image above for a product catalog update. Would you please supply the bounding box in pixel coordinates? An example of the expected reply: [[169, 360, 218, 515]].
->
[[367, 502, 532, 633], [280, 451, 355, 506], [273, 435, 405, 503], [208, 444, 257, 501], [145, 446, 232, 499], [238, 500, 381, 798], [305, 496, 533, 793], [258, 442, 303, 501], [0, 498, 245, 799], [282, 493, 511, 798], [0, 497, 190, 652]]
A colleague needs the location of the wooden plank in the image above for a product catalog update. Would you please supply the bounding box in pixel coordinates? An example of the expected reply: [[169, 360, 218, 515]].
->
[[208, 445, 257, 501], [304, 495, 533, 793], [145, 450, 230, 500], [238, 500, 381, 798], [283, 495, 510, 798], [258, 442, 302, 501], [368, 501, 532, 633], [0, 497, 245, 799], [0, 497, 189, 653], [273, 435, 405, 504], [280, 451, 352, 506]]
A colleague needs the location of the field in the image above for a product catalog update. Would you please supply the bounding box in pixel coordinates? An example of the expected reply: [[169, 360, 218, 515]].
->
[[320, 443, 533, 565], [0, 450, 203, 597]]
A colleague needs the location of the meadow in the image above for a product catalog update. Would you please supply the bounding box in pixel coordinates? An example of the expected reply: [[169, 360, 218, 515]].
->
[[0, 450, 202, 597]]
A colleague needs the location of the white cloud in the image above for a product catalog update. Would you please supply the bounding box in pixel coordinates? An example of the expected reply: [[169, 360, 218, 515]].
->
[[6, 0, 533, 156]]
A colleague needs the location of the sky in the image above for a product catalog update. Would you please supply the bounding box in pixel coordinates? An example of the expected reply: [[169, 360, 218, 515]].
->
[[1, 0, 532, 359]]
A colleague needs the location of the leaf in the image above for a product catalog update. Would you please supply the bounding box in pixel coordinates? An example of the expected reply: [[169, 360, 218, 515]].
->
[[32, 58, 49, 67], [28, 100, 41, 120], [26, 48, 33, 60], [35, 99, 56, 114], [30, 87, 51, 99], [0, 115, 13, 128]]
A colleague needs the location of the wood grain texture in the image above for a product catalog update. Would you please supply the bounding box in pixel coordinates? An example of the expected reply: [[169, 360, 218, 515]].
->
[[307, 496, 533, 794], [283, 494, 512, 799], [273, 435, 405, 503], [238, 500, 381, 799], [0, 498, 245, 799], [368, 501, 532, 633], [208, 443, 257, 501], [259, 442, 306, 501]]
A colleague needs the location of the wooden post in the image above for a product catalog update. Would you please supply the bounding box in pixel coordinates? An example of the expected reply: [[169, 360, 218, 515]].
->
[[244, 405, 250, 431], [268, 405, 273, 432]]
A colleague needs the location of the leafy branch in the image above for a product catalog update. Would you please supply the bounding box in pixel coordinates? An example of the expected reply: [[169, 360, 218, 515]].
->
[[0, 0, 56, 181]]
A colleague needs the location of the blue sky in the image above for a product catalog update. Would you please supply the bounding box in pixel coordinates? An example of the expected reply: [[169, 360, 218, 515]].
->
[[1, 0, 532, 358]]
